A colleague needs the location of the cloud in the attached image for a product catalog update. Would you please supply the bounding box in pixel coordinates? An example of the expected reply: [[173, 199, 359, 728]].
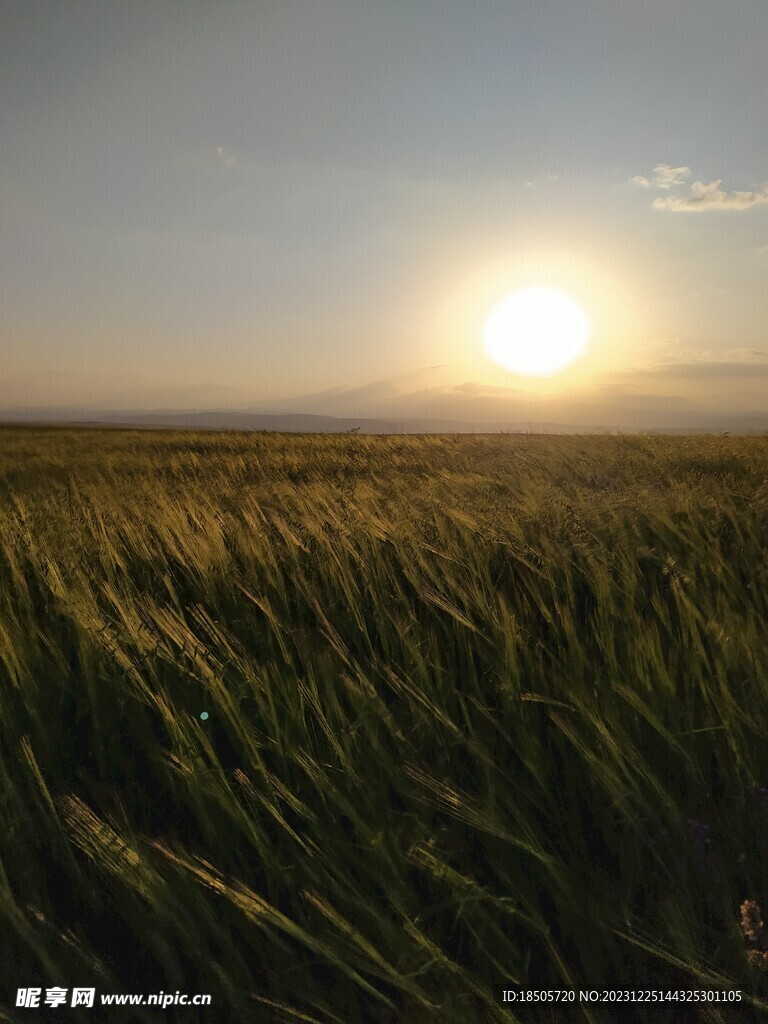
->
[[631, 162, 768, 212], [758, 245, 768, 257], [591, 347, 768, 394], [653, 163, 691, 189], [653, 179, 768, 212], [629, 359, 768, 380], [606, 354, 768, 382], [630, 163, 690, 189], [216, 146, 238, 169]]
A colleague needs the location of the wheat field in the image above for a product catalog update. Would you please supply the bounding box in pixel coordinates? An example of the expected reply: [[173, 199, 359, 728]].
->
[[1, 426, 768, 1022]]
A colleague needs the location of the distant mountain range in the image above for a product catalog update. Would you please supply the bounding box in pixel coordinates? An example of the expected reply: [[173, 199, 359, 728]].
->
[[3, 406, 768, 435], [6, 360, 768, 434]]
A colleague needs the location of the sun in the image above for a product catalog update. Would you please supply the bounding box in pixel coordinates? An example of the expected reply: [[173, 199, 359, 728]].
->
[[483, 286, 591, 377]]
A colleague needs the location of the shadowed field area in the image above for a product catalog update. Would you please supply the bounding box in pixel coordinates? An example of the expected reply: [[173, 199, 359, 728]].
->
[[2, 427, 768, 1022]]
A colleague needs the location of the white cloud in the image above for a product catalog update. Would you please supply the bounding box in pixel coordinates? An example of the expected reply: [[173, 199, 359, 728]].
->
[[216, 146, 238, 169], [631, 162, 768, 212], [630, 164, 691, 189], [653, 163, 691, 189], [653, 179, 768, 212]]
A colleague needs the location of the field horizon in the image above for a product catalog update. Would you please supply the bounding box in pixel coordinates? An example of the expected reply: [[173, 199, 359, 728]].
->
[[4, 415, 768, 439]]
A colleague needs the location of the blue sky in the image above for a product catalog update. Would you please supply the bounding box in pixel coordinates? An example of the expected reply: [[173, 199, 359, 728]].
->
[[3, 0, 768, 422]]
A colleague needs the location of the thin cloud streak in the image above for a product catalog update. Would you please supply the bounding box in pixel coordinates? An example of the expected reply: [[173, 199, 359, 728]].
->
[[642, 360, 768, 378], [216, 146, 239, 169]]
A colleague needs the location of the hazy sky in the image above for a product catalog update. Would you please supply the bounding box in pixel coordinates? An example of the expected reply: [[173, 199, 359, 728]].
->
[[3, 0, 768, 422]]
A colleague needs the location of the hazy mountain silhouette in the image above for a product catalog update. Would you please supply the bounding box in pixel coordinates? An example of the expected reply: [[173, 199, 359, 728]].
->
[[4, 407, 768, 434], [3, 366, 768, 433]]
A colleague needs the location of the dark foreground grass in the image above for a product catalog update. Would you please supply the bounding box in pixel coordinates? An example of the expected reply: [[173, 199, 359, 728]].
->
[[1, 426, 768, 1023]]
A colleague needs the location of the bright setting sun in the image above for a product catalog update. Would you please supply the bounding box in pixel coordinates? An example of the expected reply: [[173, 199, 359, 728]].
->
[[483, 286, 592, 377]]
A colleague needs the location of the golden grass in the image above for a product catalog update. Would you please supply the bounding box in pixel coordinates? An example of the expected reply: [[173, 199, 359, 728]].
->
[[1, 426, 768, 1021]]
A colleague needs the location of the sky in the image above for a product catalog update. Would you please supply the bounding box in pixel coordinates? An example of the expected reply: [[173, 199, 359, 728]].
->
[[2, 0, 768, 426]]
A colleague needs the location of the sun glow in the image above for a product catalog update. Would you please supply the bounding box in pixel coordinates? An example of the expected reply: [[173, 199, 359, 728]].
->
[[483, 286, 591, 377]]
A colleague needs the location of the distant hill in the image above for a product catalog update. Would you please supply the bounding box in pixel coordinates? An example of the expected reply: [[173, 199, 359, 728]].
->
[[2, 407, 768, 435]]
